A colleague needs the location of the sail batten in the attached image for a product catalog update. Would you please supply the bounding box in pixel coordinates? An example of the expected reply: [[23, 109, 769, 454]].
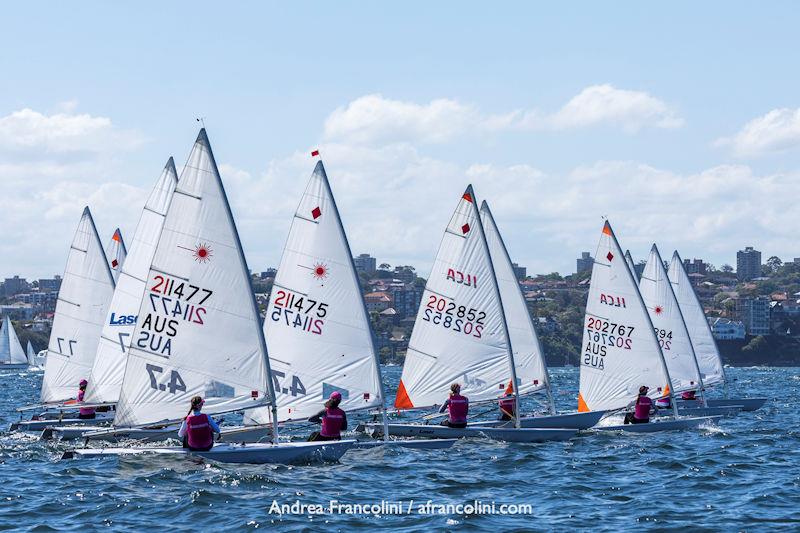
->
[[245, 160, 383, 425], [40, 207, 116, 402], [113, 130, 272, 428]]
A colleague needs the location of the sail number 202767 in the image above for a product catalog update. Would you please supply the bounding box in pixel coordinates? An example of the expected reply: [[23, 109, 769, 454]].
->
[[583, 317, 635, 370]]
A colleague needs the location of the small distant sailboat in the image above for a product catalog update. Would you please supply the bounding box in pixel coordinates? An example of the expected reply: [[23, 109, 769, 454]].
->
[[668, 251, 766, 412], [578, 222, 718, 432], [367, 187, 575, 442], [105, 228, 128, 283], [64, 130, 353, 463], [240, 155, 452, 450], [0, 316, 29, 369], [26, 341, 45, 370]]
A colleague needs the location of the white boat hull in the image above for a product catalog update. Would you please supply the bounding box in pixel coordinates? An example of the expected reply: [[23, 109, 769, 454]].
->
[[469, 410, 606, 430], [0, 363, 29, 370], [674, 405, 742, 417], [11, 416, 113, 432], [596, 415, 721, 433], [61, 440, 355, 464], [367, 423, 576, 442], [677, 398, 767, 412], [43, 425, 179, 442], [352, 438, 458, 450]]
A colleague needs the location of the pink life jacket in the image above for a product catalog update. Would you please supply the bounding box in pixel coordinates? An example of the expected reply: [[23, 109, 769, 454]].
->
[[77, 390, 95, 416], [499, 397, 515, 416], [448, 394, 469, 424], [186, 413, 214, 449], [681, 391, 696, 400], [320, 407, 345, 438], [634, 395, 652, 420]]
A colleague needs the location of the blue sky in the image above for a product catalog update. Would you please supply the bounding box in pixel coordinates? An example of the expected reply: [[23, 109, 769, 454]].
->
[[2, 2, 799, 278]]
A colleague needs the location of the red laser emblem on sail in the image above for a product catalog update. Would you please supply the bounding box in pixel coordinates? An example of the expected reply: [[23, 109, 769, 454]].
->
[[193, 243, 213, 263], [312, 262, 329, 280]]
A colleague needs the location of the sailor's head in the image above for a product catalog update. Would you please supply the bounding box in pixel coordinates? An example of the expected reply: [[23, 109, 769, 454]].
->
[[639, 385, 649, 395], [79, 379, 88, 390], [191, 395, 205, 410], [329, 391, 342, 401], [450, 383, 461, 395]]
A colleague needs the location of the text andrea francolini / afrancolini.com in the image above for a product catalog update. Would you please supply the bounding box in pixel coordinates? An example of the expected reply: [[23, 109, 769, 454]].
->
[[268, 499, 534, 516]]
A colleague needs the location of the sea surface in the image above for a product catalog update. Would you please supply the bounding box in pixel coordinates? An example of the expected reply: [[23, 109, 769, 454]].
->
[[0, 366, 797, 531]]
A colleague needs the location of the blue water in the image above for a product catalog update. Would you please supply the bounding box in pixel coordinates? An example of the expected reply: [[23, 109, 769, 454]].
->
[[0, 366, 797, 531]]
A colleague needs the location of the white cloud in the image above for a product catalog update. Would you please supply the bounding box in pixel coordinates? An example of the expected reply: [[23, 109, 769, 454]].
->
[[0, 106, 148, 278], [323, 85, 682, 145], [548, 84, 684, 132], [717, 107, 800, 157], [0, 107, 144, 154]]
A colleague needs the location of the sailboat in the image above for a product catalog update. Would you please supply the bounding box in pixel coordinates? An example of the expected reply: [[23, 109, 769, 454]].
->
[[43, 159, 180, 441], [63, 129, 353, 463], [578, 222, 719, 432], [239, 154, 453, 450], [668, 251, 767, 412], [26, 341, 45, 369], [467, 201, 605, 430], [105, 228, 127, 283], [638, 246, 741, 418], [12, 208, 117, 431], [0, 316, 29, 369], [365, 186, 576, 442], [625, 250, 639, 281]]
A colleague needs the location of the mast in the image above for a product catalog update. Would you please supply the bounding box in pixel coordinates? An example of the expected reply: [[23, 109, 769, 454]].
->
[[481, 201, 556, 415], [468, 188, 521, 428], [607, 226, 678, 418], [317, 155, 389, 441]]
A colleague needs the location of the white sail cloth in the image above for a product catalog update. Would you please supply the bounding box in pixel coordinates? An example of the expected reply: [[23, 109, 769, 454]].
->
[[578, 222, 671, 412], [41, 208, 116, 402], [480, 201, 548, 397], [396, 186, 515, 409], [85, 159, 178, 404], [668, 251, 725, 387], [0, 316, 28, 365], [246, 159, 382, 425], [105, 229, 127, 283], [26, 340, 36, 364], [639, 245, 702, 395], [114, 130, 271, 427]]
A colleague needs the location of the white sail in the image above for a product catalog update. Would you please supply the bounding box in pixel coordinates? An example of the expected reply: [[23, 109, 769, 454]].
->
[[639, 245, 702, 395], [85, 158, 178, 405], [113, 130, 272, 428], [0, 316, 28, 365], [479, 201, 549, 400], [668, 251, 725, 387], [396, 186, 516, 410], [245, 158, 383, 425], [41, 207, 116, 402], [26, 340, 36, 364], [578, 222, 672, 412], [105, 228, 128, 283], [625, 250, 638, 280]]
